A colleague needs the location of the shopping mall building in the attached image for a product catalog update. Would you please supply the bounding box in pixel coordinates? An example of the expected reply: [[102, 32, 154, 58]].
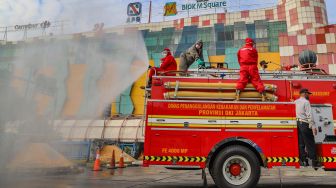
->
[[1, 0, 335, 117]]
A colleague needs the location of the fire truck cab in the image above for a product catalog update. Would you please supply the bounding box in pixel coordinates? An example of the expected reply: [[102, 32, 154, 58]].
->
[[143, 69, 336, 188]]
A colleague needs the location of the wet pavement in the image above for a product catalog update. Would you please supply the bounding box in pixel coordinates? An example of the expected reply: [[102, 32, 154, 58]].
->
[[1, 166, 336, 188]]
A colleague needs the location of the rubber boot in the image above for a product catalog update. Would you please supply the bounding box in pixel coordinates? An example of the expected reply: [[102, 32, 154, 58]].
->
[[299, 158, 309, 167], [312, 160, 321, 170], [261, 91, 267, 102], [235, 90, 241, 101]]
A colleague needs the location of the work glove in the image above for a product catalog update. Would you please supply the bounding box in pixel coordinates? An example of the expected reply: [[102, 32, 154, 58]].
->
[[196, 59, 205, 69], [220, 73, 226, 79]]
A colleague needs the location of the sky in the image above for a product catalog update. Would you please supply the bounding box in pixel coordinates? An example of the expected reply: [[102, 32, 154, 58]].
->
[[0, 0, 335, 40], [326, 0, 336, 24]]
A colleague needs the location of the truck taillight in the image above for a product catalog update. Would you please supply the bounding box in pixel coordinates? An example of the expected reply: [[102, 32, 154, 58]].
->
[[153, 78, 163, 86]]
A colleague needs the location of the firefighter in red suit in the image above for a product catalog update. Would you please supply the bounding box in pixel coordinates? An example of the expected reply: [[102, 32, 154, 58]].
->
[[146, 48, 177, 88], [236, 38, 266, 101]]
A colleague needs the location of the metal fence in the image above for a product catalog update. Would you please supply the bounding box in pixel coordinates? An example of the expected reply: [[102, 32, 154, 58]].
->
[[51, 140, 92, 161]]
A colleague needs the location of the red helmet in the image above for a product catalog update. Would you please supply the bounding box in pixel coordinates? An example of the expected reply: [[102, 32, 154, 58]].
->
[[163, 48, 171, 52], [245, 38, 255, 45]]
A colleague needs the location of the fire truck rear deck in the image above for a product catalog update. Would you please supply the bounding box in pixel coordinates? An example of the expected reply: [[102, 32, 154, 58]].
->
[[143, 69, 336, 188]]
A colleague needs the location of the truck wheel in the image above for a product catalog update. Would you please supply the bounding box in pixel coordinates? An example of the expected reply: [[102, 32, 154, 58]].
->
[[211, 145, 260, 188]]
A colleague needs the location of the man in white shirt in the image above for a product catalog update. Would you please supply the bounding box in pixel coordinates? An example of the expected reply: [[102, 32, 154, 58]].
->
[[295, 88, 320, 169]]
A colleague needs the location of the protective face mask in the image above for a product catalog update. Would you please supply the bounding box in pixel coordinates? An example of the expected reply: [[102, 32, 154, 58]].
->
[[162, 52, 167, 57]]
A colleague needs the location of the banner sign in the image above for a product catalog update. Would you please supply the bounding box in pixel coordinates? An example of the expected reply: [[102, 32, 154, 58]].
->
[[182, 0, 226, 11], [127, 2, 142, 23], [164, 2, 178, 16], [14, 21, 51, 30]]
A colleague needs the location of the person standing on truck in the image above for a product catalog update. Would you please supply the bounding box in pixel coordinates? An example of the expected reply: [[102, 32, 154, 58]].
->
[[295, 88, 320, 169], [235, 38, 266, 101], [145, 48, 177, 88], [179, 40, 205, 72]]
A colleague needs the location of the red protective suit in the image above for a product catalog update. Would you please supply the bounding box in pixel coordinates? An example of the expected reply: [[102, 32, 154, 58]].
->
[[148, 48, 177, 80], [283, 65, 298, 71], [236, 38, 265, 93], [284, 65, 292, 71]]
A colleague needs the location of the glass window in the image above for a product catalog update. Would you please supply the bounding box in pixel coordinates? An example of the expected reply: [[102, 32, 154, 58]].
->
[[224, 29, 234, 41], [217, 31, 225, 41]]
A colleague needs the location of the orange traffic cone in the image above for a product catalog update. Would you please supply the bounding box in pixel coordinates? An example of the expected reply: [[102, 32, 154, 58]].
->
[[108, 150, 116, 169], [93, 149, 102, 171], [118, 151, 125, 168]]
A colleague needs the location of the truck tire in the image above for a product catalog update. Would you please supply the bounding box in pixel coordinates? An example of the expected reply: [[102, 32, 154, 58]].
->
[[211, 145, 260, 188]]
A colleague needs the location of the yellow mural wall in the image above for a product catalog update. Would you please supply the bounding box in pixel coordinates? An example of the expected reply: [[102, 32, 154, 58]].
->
[[258, 53, 281, 71]]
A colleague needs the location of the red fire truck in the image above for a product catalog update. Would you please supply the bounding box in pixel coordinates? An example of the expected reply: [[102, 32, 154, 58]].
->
[[143, 68, 336, 188]]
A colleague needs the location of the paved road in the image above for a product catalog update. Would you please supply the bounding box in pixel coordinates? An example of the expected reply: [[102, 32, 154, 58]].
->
[[1, 166, 336, 188]]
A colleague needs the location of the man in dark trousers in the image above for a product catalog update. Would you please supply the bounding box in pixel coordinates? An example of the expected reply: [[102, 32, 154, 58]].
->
[[295, 88, 320, 169], [179, 40, 205, 72], [146, 48, 177, 88], [236, 38, 266, 101]]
